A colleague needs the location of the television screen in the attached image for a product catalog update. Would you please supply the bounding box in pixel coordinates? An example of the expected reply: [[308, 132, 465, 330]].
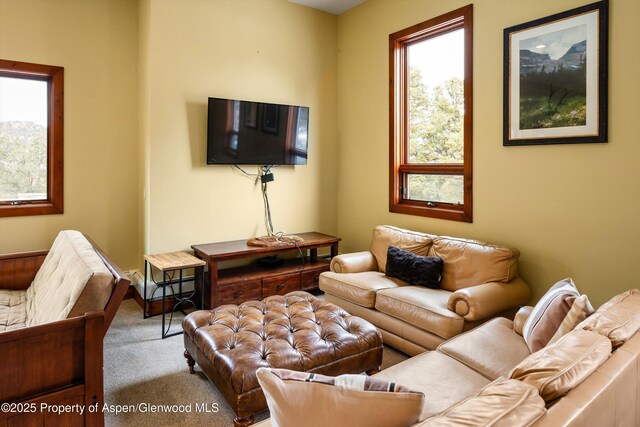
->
[[206, 97, 309, 165]]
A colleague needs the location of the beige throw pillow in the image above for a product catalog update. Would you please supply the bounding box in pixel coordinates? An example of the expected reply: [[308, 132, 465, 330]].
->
[[547, 294, 594, 346], [522, 278, 593, 352], [256, 368, 424, 427], [509, 330, 611, 403]]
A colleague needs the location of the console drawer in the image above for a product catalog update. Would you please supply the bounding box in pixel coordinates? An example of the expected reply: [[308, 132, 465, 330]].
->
[[262, 273, 300, 297], [218, 280, 262, 305], [301, 266, 329, 291]]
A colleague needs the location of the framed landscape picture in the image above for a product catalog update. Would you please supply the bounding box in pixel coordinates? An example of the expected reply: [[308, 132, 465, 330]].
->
[[503, 0, 608, 146]]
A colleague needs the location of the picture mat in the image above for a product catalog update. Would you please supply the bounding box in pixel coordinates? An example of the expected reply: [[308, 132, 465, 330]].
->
[[509, 10, 599, 140]]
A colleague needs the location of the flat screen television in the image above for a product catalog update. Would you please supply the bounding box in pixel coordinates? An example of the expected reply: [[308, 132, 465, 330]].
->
[[206, 97, 309, 165]]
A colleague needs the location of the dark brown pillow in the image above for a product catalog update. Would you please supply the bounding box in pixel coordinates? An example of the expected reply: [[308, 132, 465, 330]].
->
[[386, 246, 443, 288]]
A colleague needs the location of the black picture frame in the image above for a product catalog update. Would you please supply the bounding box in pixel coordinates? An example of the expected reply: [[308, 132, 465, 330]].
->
[[503, 0, 608, 146]]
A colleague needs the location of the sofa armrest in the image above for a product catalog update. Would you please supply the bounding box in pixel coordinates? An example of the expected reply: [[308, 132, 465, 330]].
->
[[513, 306, 534, 336], [448, 277, 531, 322], [329, 251, 378, 273]]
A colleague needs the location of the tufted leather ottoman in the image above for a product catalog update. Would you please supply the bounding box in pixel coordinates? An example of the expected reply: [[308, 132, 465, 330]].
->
[[182, 291, 383, 427]]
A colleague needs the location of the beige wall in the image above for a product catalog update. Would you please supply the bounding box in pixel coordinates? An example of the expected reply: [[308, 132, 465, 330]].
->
[[142, 0, 339, 255], [2, 0, 636, 308], [336, 0, 640, 307], [0, 0, 139, 270]]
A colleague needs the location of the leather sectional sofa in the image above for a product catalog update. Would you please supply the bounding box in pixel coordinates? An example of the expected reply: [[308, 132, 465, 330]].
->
[[320, 225, 531, 354], [256, 289, 640, 426]]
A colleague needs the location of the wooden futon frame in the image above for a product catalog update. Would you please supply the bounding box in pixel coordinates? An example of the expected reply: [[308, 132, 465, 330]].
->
[[0, 237, 130, 426]]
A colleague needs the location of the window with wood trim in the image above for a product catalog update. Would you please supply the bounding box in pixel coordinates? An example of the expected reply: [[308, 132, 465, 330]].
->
[[389, 5, 473, 222], [0, 59, 63, 217]]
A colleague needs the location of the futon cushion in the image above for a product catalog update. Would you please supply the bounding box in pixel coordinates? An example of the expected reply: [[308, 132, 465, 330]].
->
[[386, 246, 443, 289], [522, 278, 592, 352], [26, 230, 115, 326], [0, 289, 27, 332], [419, 378, 546, 427], [577, 289, 640, 348], [257, 367, 424, 427], [370, 225, 435, 274], [509, 330, 612, 403], [319, 271, 405, 308], [429, 237, 519, 292], [375, 286, 463, 340]]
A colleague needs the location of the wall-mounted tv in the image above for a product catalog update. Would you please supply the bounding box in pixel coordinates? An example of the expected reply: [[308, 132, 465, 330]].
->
[[206, 97, 309, 165]]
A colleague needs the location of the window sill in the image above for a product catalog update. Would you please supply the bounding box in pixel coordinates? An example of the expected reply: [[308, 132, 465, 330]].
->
[[0, 202, 63, 218], [390, 201, 472, 223]]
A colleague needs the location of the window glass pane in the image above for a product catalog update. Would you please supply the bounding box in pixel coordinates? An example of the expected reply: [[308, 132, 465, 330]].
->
[[408, 29, 464, 164], [0, 76, 48, 202], [407, 174, 463, 204]]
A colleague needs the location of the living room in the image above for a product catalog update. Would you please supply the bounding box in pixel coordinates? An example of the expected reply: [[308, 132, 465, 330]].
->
[[0, 0, 638, 426]]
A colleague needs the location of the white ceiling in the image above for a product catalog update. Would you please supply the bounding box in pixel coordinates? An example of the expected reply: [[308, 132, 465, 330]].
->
[[288, 0, 366, 15]]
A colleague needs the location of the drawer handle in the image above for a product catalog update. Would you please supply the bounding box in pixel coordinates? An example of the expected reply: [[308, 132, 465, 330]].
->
[[276, 283, 286, 289], [313, 276, 319, 283], [233, 291, 245, 297]]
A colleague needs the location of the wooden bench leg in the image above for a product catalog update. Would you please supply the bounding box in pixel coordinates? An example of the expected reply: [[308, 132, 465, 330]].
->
[[234, 415, 255, 427], [184, 350, 195, 374]]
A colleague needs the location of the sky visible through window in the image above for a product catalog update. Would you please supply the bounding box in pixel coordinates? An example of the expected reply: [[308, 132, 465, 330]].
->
[[408, 29, 464, 89], [0, 77, 47, 126]]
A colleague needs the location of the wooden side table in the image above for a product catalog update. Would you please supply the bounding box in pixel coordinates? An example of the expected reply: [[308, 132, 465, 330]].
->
[[143, 251, 206, 339]]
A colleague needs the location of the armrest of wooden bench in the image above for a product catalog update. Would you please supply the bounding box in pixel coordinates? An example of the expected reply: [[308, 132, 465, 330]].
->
[[0, 311, 104, 426], [0, 250, 48, 290]]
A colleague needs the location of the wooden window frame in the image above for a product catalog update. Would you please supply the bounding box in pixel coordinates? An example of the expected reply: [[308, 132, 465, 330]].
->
[[389, 5, 473, 222], [0, 59, 64, 217]]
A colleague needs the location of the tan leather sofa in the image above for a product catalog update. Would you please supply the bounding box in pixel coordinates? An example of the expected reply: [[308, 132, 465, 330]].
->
[[255, 289, 640, 426], [320, 225, 531, 354]]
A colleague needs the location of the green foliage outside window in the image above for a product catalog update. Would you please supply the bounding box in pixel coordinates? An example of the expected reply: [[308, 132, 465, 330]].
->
[[0, 121, 47, 201], [408, 68, 464, 204]]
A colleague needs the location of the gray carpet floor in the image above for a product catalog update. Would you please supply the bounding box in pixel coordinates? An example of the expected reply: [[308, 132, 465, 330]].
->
[[104, 298, 409, 426]]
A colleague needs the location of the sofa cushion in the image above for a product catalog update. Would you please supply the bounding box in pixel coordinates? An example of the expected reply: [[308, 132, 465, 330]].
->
[[429, 237, 519, 292], [256, 367, 424, 427], [523, 278, 593, 352], [375, 286, 463, 340], [319, 271, 405, 308], [374, 350, 491, 421], [370, 225, 435, 274], [437, 317, 531, 380], [26, 230, 115, 326], [509, 330, 612, 403], [577, 289, 640, 349], [0, 289, 27, 332], [418, 378, 546, 427]]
